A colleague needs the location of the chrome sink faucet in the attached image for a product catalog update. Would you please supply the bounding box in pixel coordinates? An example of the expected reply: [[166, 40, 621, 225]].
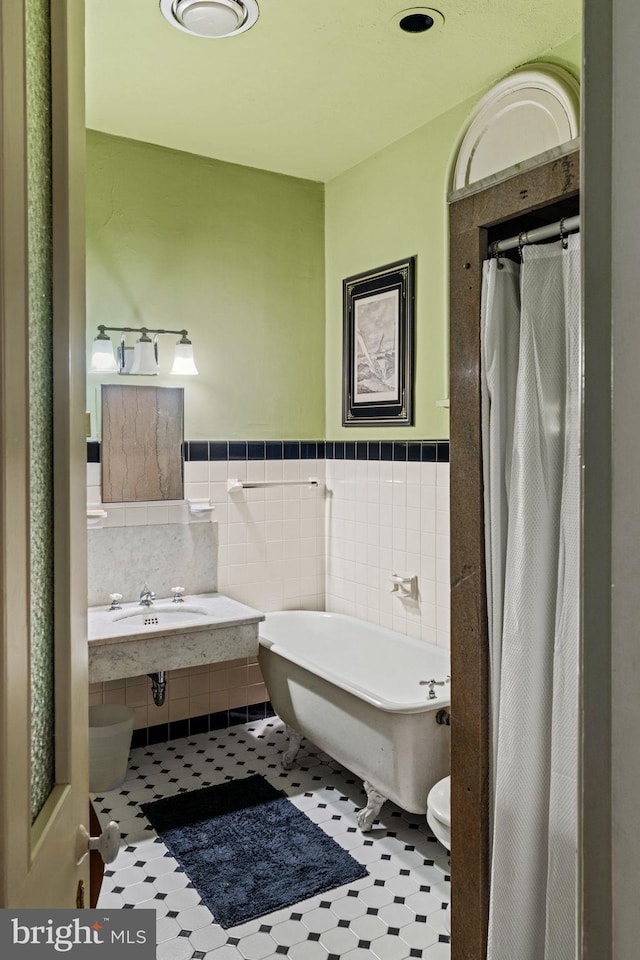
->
[[139, 583, 155, 607]]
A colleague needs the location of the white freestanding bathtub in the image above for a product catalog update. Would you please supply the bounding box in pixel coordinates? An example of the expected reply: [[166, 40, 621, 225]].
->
[[258, 611, 451, 830]]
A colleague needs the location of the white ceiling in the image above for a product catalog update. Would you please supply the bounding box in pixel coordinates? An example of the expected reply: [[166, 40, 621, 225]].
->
[[85, 0, 581, 182]]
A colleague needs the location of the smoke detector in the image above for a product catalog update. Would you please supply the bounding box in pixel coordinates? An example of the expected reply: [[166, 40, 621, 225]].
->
[[160, 0, 259, 38]]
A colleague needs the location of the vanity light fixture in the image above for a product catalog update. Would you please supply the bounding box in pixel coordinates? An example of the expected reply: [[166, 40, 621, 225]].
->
[[89, 325, 199, 376], [89, 328, 119, 373], [169, 333, 199, 376], [159, 0, 259, 38], [130, 330, 159, 376]]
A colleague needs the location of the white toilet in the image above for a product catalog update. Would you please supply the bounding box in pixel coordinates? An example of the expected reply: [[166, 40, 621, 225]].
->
[[426, 775, 451, 935], [426, 774, 450, 850]]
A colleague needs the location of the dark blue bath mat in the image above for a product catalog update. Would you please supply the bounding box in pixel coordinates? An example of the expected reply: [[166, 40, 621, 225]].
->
[[141, 774, 367, 928]]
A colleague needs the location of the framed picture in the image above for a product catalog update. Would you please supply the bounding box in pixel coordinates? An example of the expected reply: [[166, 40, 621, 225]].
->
[[342, 256, 415, 426]]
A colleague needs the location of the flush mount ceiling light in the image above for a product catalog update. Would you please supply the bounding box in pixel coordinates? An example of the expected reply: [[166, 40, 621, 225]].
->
[[160, 0, 259, 38], [392, 7, 444, 34]]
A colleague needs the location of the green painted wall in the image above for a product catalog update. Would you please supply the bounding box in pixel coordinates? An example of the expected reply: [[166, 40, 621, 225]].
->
[[86, 131, 325, 439], [324, 33, 581, 440], [87, 31, 581, 444]]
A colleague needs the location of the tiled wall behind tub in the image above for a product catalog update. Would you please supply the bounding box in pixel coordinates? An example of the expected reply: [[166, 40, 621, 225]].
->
[[194, 442, 326, 614], [324, 441, 450, 650]]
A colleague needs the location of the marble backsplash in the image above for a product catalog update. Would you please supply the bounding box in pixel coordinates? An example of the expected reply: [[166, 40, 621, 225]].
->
[[87, 521, 217, 607]]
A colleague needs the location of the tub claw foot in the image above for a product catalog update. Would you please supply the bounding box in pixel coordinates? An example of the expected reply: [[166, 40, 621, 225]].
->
[[281, 725, 303, 770], [356, 781, 387, 832]]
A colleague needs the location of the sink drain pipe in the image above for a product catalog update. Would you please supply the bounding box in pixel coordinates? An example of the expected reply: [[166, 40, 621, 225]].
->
[[147, 671, 167, 706]]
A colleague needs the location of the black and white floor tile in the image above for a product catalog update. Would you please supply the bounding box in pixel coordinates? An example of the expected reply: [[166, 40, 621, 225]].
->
[[93, 716, 451, 960]]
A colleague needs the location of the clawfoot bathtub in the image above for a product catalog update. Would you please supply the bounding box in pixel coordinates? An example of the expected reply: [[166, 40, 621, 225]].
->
[[258, 611, 450, 831]]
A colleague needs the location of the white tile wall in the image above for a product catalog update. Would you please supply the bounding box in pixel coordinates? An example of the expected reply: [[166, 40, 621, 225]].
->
[[87, 463, 188, 527], [88, 459, 326, 613], [205, 458, 325, 613], [87, 453, 449, 647], [324, 458, 450, 650]]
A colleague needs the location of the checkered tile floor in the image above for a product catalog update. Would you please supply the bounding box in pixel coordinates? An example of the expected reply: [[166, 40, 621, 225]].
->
[[93, 716, 451, 960]]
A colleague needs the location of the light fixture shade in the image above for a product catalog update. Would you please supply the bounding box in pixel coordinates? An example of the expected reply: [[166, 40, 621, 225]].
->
[[90, 335, 118, 373], [130, 338, 160, 375], [170, 340, 199, 376]]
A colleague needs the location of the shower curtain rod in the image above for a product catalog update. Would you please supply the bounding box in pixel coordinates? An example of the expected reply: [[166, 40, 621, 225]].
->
[[488, 214, 580, 256]]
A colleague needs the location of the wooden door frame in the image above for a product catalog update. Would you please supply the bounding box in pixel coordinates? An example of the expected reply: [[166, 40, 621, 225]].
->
[[448, 151, 580, 960], [0, 0, 32, 899]]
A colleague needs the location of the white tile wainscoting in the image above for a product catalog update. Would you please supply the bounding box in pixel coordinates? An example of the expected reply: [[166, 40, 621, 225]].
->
[[87, 441, 450, 729], [324, 458, 450, 651], [87, 456, 326, 614]]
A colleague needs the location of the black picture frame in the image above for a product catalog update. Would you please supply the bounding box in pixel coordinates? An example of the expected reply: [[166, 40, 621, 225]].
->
[[342, 256, 415, 426]]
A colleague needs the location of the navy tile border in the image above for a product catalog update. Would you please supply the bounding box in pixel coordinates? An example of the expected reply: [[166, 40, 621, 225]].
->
[[131, 701, 277, 748], [247, 441, 265, 460], [228, 441, 248, 461], [182, 440, 209, 462], [89, 439, 450, 464], [393, 442, 408, 461], [209, 441, 228, 461], [266, 441, 283, 460], [284, 441, 301, 460], [87, 440, 101, 464], [301, 441, 318, 460], [437, 442, 450, 463]]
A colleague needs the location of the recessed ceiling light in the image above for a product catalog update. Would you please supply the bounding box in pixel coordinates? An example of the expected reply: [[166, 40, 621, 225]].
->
[[159, 0, 259, 39], [400, 12, 433, 32], [392, 7, 444, 35]]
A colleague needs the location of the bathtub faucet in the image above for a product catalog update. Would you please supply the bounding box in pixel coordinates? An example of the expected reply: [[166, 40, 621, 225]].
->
[[420, 675, 451, 700]]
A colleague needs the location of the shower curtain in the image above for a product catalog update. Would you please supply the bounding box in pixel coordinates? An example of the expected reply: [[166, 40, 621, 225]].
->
[[483, 235, 580, 960]]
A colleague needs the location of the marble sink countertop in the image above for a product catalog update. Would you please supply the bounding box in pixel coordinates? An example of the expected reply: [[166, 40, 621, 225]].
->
[[88, 592, 265, 646]]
